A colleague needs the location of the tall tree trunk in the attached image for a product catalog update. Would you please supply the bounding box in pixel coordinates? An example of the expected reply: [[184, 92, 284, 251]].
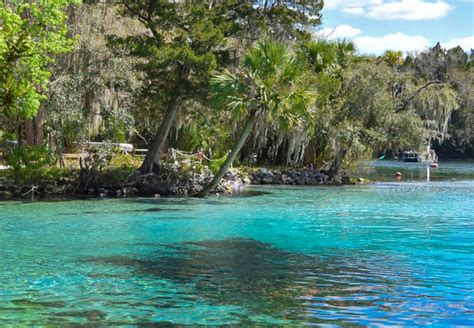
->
[[196, 112, 258, 197], [23, 106, 46, 146], [16, 117, 22, 146], [34, 106, 46, 146], [25, 119, 34, 145], [328, 147, 347, 179], [140, 96, 180, 173]]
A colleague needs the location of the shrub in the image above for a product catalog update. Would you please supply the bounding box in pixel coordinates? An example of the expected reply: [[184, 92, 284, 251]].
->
[[5, 145, 57, 184]]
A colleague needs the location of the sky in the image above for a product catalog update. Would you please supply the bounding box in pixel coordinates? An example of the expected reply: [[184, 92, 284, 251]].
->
[[316, 0, 474, 55]]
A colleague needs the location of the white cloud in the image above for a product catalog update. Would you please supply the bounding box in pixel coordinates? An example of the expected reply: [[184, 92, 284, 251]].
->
[[325, 0, 452, 20], [443, 36, 474, 51], [318, 25, 362, 39], [342, 7, 365, 15], [324, 0, 382, 10], [353, 32, 430, 54], [365, 0, 452, 20]]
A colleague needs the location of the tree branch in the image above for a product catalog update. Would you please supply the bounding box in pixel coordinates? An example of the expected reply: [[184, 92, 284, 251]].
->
[[121, 0, 159, 38], [397, 80, 444, 112]]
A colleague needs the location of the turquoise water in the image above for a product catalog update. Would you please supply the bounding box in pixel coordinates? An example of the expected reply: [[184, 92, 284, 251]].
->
[[1, 173, 474, 325], [357, 160, 474, 181]]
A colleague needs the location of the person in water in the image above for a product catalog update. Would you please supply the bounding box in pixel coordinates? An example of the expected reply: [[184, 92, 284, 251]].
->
[[395, 171, 402, 180]]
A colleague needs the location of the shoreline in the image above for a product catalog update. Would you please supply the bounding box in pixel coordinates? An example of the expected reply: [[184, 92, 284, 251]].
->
[[0, 166, 354, 201], [4, 160, 474, 201]]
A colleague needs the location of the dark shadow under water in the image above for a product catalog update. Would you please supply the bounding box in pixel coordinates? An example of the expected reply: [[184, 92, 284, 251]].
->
[[81, 238, 431, 325], [59, 207, 183, 216]]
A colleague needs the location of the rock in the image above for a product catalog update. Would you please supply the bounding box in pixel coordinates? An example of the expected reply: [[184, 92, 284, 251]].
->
[[248, 167, 342, 186], [272, 174, 281, 184], [262, 175, 273, 184], [0, 190, 13, 199], [296, 177, 306, 185], [133, 173, 173, 196], [127, 187, 139, 196], [193, 184, 203, 193], [259, 168, 269, 174]]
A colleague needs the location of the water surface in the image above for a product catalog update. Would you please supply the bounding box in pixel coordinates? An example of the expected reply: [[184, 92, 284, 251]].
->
[[356, 160, 474, 181], [1, 167, 474, 325]]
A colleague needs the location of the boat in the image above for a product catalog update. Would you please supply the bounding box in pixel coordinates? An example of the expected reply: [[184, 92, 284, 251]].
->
[[401, 151, 422, 162]]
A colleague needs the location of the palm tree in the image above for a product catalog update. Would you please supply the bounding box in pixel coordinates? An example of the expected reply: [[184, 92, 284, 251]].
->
[[382, 50, 404, 67], [196, 40, 317, 197], [297, 39, 356, 176], [298, 39, 355, 77]]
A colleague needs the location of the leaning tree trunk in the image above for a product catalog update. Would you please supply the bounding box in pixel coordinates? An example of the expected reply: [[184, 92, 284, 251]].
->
[[140, 96, 180, 174], [140, 64, 189, 174], [196, 112, 258, 197]]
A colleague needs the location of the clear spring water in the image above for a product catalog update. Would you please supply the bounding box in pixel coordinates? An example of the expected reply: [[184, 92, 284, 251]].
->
[[1, 163, 474, 325], [356, 160, 474, 181]]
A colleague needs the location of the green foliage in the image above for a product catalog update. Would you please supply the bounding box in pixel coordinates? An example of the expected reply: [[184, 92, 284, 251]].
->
[[382, 50, 403, 67], [316, 60, 428, 171], [298, 39, 356, 77], [5, 144, 57, 183], [209, 153, 228, 174], [0, 0, 471, 191], [0, 0, 78, 119], [78, 145, 141, 188], [108, 152, 141, 169], [172, 126, 202, 153], [117, 1, 325, 160], [117, 1, 229, 110], [414, 84, 458, 137], [383, 112, 426, 155], [212, 40, 318, 130], [205, 39, 319, 185]]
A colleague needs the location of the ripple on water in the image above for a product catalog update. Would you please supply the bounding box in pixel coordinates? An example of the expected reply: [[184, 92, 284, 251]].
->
[[0, 179, 473, 325], [79, 238, 473, 325]]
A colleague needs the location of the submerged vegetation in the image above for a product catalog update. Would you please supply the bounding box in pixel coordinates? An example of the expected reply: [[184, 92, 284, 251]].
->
[[0, 1, 472, 197]]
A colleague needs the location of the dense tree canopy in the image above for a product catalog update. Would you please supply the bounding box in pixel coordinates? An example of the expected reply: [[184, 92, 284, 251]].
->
[[198, 39, 318, 196], [0, 0, 472, 190]]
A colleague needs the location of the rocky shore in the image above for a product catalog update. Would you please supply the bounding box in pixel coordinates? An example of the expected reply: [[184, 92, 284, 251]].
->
[[0, 166, 351, 200], [250, 167, 349, 185]]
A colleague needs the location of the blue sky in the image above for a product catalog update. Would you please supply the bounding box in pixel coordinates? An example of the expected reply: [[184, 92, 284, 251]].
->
[[317, 0, 474, 54]]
